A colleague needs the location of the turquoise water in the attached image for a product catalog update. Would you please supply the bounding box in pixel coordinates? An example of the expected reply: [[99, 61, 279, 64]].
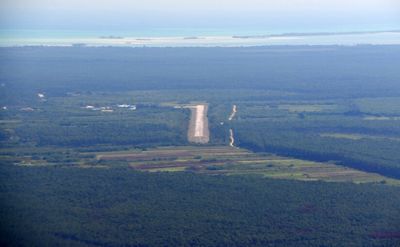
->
[[0, 28, 285, 39], [2, 27, 398, 38], [1, 29, 400, 47]]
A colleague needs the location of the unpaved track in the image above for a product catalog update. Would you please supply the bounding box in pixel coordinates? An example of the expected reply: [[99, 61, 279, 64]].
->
[[187, 104, 209, 144], [194, 105, 205, 137], [229, 129, 235, 147], [228, 105, 237, 147], [228, 105, 237, 121]]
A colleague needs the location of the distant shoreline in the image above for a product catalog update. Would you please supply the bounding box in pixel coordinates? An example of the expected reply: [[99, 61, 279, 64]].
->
[[1, 30, 400, 47], [232, 30, 400, 39]]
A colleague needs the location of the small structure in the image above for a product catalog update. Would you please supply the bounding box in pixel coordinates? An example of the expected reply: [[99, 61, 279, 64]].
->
[[101, 109, 114, 113], [117, 104, 130, 108], [117, 104, 136, 110]]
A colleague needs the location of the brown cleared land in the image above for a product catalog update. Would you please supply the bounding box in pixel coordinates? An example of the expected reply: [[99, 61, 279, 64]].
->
[[95, 146, 399, 185], [187, 104, 209, 144]]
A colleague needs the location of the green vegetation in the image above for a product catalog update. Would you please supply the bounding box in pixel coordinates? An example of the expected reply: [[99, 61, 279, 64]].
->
[[227, 98, 400, 179], [355, 97, 400, 115], [277, 104, 338, 113], [1, 165, 400, 247], [2, 46, 400, 246], [2, 89, 400, 180], [96, 146, 399, 185], [1, 96, 189, 148]]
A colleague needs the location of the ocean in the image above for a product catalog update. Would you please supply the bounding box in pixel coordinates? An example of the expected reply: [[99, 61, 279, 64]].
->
[[1, 29, 400, 47]]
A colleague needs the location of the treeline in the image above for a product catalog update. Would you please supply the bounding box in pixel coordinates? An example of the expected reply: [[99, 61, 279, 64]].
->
[[1, 165, 400, 246], [12, 105, 189, 148], [234, 122, 400, 179], [17, 122, 185, 147]]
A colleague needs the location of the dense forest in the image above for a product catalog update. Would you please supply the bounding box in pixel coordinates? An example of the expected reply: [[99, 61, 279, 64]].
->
[[1, 46, 400, 105], [1, 165, 400, 247], [12, 104, 189, 148]]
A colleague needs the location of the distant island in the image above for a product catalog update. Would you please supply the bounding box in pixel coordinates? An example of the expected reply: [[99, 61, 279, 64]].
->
[[99, 35, 124, 39], [183, 36, 200, 40], [71, 43, 86, 47], [233, 30, 400, 39], [136, 38, 152, 41]]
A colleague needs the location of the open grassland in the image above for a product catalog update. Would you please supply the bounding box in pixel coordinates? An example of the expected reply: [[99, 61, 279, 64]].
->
[[6, 143, 394, 185], [355, 97, 400, 115], [95, 146, 399, 185], [320, 133, 400, 141], [278, 104, 338, 113]]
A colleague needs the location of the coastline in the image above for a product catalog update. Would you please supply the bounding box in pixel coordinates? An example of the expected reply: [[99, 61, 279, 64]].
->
[[1, 31, 400, 47]]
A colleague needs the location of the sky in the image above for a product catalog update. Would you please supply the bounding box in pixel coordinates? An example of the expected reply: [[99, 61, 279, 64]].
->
[[1, 0, 399, 32]]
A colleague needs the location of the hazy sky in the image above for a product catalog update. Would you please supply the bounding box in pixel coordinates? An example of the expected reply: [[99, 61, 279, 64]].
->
[[1, 0, 399, 32]]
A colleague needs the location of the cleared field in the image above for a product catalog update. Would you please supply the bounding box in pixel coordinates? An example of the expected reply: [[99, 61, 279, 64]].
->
[[278, 104, 337, 112], [187, 104, 209, 143], [355, 97, 400, 115], [96, 146, 399, 185], [320, 133, 400, 141], [363, 116, 400, 121]]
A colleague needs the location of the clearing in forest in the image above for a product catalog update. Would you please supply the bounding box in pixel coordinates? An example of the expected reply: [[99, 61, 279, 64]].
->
[[187, 104, 209, 144], [95, 146, 399, 185]]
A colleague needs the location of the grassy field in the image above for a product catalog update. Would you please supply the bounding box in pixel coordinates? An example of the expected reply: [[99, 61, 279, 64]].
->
[[355, 97, 400, 115], [278, 104, 338, 113], [320, 133, 400, 141], [4, 143, 398, 185], [95, 146, 400, 185]]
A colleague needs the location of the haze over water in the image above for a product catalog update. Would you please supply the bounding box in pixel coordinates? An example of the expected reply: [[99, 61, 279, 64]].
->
[[1, 0, 399, 46], [1, 29, 400, 47]]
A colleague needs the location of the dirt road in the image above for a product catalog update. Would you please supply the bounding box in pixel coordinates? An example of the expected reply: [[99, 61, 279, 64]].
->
[[229, 129, 235, 147], [228, 105, 237, 147], [187, 104, 209, 144], [228, 104, 237, 121]]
